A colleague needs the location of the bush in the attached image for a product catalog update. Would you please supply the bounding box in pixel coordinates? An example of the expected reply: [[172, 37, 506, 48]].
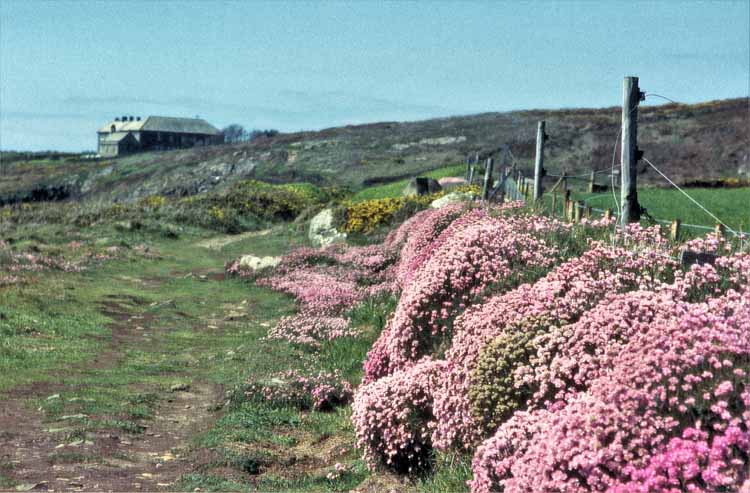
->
[[468, 316, 552, 437], [244, 369, 353, 412], [352, 358, 446, 472]]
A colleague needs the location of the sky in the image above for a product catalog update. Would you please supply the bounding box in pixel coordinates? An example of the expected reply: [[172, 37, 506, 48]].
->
[[1, 0, 748, 152]]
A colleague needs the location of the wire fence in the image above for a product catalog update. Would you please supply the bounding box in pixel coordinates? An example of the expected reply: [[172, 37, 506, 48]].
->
[[463, 89, 746, 240]]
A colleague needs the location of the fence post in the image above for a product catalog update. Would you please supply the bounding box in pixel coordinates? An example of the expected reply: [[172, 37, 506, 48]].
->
[[715, 223, 725, 238], [533, 121, 546, 201], [465, 155, 472, 181], [482, 157, 494, 201], [551, 193, 557, 215], [586, 205, 592, 218], [604, 208, 613, 220], [468, 159, 475, 185], [670, 219, 681, 241], [621, 76, 643, 226], [574, 201, 583, 223], [588, 170, 596, 193]]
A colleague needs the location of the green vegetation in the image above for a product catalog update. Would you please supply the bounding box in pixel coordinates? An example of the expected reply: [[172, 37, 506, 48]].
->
[[1, 180, 342, 234], [351, 164, 466, 201], [1, 153, 747, 491], [0, 205, 406, 491], [558, 187, 750, 232]]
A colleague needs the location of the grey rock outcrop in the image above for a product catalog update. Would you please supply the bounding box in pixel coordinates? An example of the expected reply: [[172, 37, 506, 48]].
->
[[309, 209, 347, 247]]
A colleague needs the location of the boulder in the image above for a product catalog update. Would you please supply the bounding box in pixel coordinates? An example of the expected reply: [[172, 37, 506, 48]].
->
[[430, 191, 477, 209], [309, 208, 347, 247], [403, 177, 442, 196], [238, 255, 281, 271], [438, 177, 469, 190]]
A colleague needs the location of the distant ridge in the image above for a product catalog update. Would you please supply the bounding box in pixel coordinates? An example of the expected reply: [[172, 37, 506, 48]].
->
[[1, 97, 747, 203]]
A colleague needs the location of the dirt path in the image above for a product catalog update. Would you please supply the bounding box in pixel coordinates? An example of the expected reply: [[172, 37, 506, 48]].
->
[[0, 288, 226, 492], [195, 229, 272, 250]]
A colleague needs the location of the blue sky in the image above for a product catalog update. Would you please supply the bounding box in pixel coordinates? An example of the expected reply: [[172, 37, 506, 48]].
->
[[1, 0, 748, 151]]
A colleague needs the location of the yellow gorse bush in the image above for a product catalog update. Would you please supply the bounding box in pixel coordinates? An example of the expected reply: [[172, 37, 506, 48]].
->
[[342, 185, 480, 233]]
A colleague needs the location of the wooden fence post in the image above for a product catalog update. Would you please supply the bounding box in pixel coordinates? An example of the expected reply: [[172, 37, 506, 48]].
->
[[670, 219, 681, 241], [586, 205, 592, 218], [482, 157, 494, 201], [604, 208, 613, 220], [465, 155, 472, 181], [574, 201, 584, 223], [551, 193, 557, 215], [621, 76, 642, 226], [588, 170, 596, 193], [533, 121, 546, 201], [715, 224, 725, 238], [468, 160, 475, 185]]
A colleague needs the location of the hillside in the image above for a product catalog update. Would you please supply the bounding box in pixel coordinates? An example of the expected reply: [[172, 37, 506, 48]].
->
[[1, 97, 747, 204]]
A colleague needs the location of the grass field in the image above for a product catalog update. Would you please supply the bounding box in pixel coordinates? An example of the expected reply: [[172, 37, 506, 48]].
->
[[560, 187, 750, 233], [0, 216, 459, 491], [350, 164, 465, 201]]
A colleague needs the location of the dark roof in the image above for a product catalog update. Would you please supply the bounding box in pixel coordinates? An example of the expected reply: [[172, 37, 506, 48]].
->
[[141, 116, 220, 135]]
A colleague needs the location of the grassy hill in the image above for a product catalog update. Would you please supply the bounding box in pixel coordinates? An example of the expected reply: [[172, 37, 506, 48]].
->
[[1, 97, 747, 204]]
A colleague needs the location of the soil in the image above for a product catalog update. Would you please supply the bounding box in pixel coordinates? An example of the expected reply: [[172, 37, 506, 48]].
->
[[0, 292, 224, 492]]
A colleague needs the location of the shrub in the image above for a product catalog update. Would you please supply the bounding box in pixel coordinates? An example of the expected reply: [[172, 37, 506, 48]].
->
[[468, 316, 552, 437], [352, 358, 446, 472], [470, 290, 750, 493], [244, 369, 353, 412], [265, 315, 358, 348], [362, 207, 562, 383], [433, 237, 678, 451]]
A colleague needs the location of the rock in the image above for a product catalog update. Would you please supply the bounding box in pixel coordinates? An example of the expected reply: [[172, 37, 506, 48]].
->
[[237, 255, 281, 272], [403, 177, 442, 196], [309, 209, 347, 247], [430, 191, 477, 209], [437, 177, 469, 190]]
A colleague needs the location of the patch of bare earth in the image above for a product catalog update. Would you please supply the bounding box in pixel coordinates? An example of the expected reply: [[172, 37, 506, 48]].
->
[[0, 292, 224, 492], [195, 229, 272, 250]]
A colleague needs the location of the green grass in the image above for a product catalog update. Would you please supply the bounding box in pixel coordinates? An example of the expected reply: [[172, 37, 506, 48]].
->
[[1, 216, 407, 492], [351, 164, 465, 201], [550, 187, 750, 233]]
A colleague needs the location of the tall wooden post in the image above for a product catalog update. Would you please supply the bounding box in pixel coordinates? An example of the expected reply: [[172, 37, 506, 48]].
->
[[482, 157, 494, 201], [468, 160, 475, 185], [496, 156, 507, 204], [465, 155, 472, 181], [670, 219, 681, 241], [588, 170, 596, 193], [533, 121, 546, 201], [621, 76, 642, 226]]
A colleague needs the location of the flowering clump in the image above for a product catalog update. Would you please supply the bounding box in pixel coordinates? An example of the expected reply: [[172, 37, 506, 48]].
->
[[608, 426, 749, 493], [352, 358, 446, 472], [265, 315, 357, 348], [245, 369, 353, 411], [432, 241, 678, 450], [325, 462, 349, 481], [470, 290, 750, 493], [363, 208, 561, 382]]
